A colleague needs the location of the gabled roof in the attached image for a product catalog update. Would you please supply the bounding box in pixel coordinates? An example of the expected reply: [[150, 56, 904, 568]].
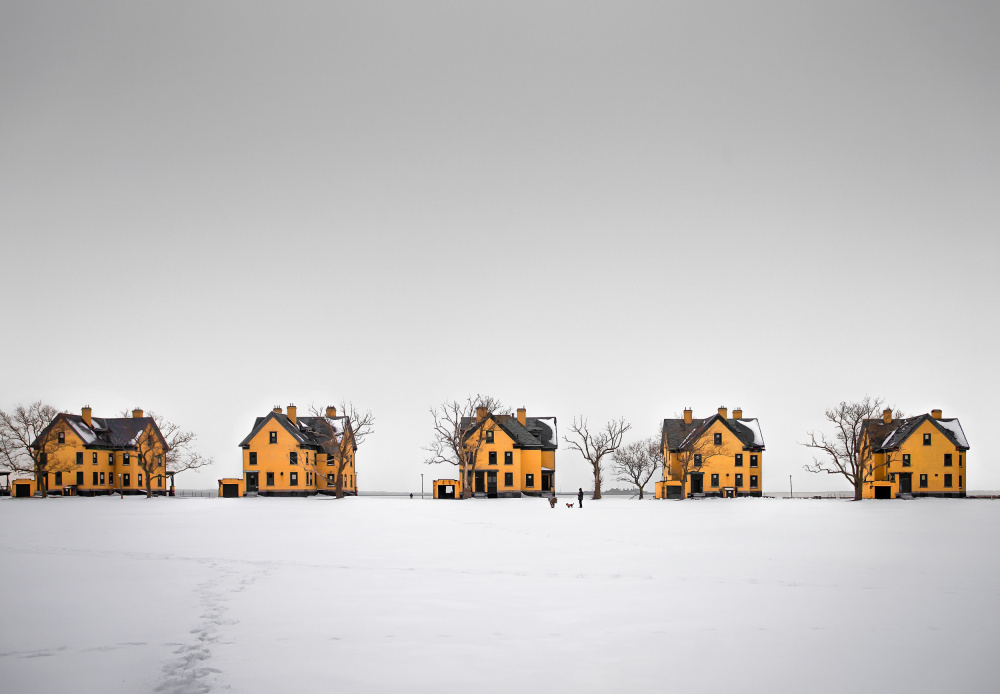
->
[[238, 411, 356, 452], [31, 413, 168, 451], [863, 414, 970, 452], [460, 414, 558, 451], [661, 414, 765, 451]]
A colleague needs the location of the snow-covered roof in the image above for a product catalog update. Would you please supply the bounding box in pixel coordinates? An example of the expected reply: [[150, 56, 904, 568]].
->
[[533, 417, 557, 447], [735, 419, 764, 447], [936, 419, 969, 448], [67, 419, 97, 445]]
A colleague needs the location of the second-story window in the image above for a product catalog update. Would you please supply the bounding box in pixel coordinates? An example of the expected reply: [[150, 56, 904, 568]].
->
[[902, 454, 911, 467], [92, 452, 97, 465], [959, 454, 963, 467], [923, 433, 931, 446], [735, 454, 743, 467], [290, 452, 298, 465], [694, 454, 702, 465], [750, 455, 759, 468], [123, 453, 130, 466], [504, 451, 513, 465], [249, 452, 257, 466], [489, 452, 497, 465], [944, 454, 953, 466], [76, 452, 83, 465], [108, 452, 114, 465]]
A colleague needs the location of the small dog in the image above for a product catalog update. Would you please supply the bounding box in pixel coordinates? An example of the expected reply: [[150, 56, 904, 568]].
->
[[566, 502, 575, 508]]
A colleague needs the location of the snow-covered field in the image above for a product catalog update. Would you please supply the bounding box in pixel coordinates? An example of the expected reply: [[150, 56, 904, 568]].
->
[[1, 496, 997, 694]]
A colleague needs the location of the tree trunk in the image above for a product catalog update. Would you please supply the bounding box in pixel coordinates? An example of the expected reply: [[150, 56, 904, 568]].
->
[[461, 462, 472, 499], [36, 467, 46, 498], [854, 479, 863, 501], [592, 463, 602, 499], [638, 487, 644, 500]]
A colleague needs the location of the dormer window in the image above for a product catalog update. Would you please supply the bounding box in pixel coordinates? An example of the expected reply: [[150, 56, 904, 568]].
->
[[714, 433, 722, 445], [486, 430, 494, 444], [923, 433, 931, 446], [269, 431, 277, 444]]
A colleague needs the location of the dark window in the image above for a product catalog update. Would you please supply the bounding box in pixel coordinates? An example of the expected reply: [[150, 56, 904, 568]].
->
[[923, 433, 931, 446], [734, 454, 743, 467], [123, 474, 130, 486], [504, 472, 514, 487], [290, 452, 298, 465], [157, 476, 162, 488], [249, 452, 257, 466], [959, 454, 963, 468], [92, 452, 97, 465], [306, 472, 311, 485], [944, 474, 952, 488], [944, 454, 952, 467], [919, 474, 928, 488], [290, 472, 298, 486], [76, 471, 84, 486], [714, 433, 722, 445], [710, 473, 719, 487], [525, 474, 534, 488], [76, 452, 83, 465], [108, 452, 114, 465], [93, 472, 99, 485], [902, 454, 911, 467], [58, 431, 65, 444], [123, 453, 130, 466], [99, 472, 105, 484], [694, 454, 702, 465], [138, 474, 143, 487], [269, 431, 277, 444], [734, 473, 743, 488], [750, 455, 758, 468], [889, 473, 895, 482], [959, 475, 963, 488], [54, 472, 63, 486], [504, 451, 513, 465], [750, 475, 758, 488], [327, 474, 335, 484], [489, 451, 497, 465], [266, 472, 275, 486], [486, 430, 494, 443]]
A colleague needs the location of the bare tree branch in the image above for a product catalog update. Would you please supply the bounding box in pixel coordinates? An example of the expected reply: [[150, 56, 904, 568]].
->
[[0, 402, 71, 497], [423, 394, 505, 499], [611, 436, 660, 499], [563, 416, 631, 499]]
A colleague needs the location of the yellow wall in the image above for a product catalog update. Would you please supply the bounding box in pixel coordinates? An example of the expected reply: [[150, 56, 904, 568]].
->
[[241, 417, 357, 496], [466, 419, 554, 494]]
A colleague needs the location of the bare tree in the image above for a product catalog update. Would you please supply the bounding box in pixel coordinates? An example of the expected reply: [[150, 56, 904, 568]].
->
[[308, 402, 375, 498], [564, 416, 631, 500], [0, 402, 69, 497], [802, 396, 904, 501], [122, 410, 214, 485], [611, 436, 661, 499], [130, 425, 170, 499], [668, 434, 729, 498], [424, 394, 505, 499]]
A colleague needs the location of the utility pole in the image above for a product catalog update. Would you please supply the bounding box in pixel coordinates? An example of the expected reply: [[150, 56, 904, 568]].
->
[[421, 473, 424, 499], [789, 474, 793, 499]]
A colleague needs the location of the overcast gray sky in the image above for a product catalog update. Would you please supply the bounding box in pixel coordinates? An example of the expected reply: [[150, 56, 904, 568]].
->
[[2, 1, 998, 492]]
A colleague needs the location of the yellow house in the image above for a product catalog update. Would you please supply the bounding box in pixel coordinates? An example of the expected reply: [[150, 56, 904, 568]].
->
[[860, 409, 969, 499], [434, 407, 557, 498], [655, 406, 765, 499], [229, 404, 358, 497], [25, 407, 169, 496]]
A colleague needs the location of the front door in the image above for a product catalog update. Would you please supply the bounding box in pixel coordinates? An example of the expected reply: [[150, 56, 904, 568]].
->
[[899, 473, 912, 494], [474, 471, 485, 494], [541, 472, 551, 492], [486, 471, 498, 497], [690, 473, 704, 494], [246, 472, 259, 493]]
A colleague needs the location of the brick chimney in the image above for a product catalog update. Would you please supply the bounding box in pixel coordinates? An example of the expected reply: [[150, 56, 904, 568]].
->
[[326, 405, 337, 418], [476, 406, 488, 422], [132, 408, 144, 419], [882, 408, 892, 424], [273, 405, 283, 414], [733, 407, 743, 419], [931, 409, 942, 419], [517, 407, 526, 426], [82, 406, 92, 428], [718, 406, 728, 419], [683, 408, 692, 424], [287, 404, 297, 425]]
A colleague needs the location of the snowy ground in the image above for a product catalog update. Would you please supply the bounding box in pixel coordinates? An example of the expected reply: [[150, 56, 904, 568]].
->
[[1, 496, 998, 694]]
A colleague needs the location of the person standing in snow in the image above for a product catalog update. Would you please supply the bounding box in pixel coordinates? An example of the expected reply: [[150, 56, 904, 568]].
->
[[578, 488, 584, 508]]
